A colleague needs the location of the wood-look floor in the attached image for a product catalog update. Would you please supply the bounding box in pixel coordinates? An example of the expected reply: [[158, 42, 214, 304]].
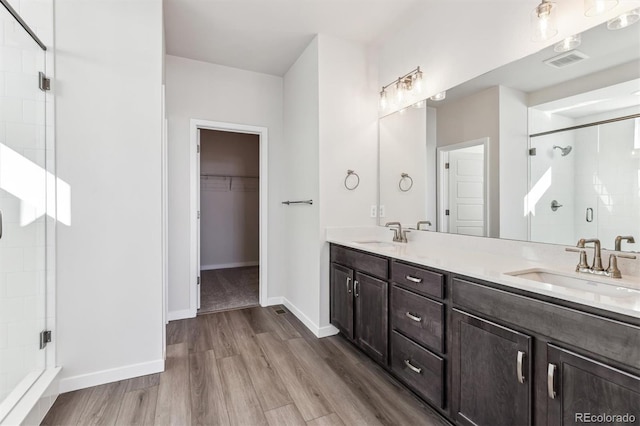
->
[[42, 306, 450, 426]]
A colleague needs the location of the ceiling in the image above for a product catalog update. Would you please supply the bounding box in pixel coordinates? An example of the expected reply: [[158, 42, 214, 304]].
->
[[427, 21, 640, 114], [164, 0, 419, 76]]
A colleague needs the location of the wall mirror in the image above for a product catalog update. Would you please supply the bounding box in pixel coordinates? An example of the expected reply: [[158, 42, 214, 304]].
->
[[378, 19, 640, 252]]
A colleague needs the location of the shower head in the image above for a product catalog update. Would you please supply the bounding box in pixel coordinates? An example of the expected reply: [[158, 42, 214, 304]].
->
[[553, 145, 572, 156]]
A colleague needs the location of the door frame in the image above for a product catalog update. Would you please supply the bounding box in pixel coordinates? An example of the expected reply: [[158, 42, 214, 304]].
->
[[189, 119, 268, 316], [436, 137, 490, 236]]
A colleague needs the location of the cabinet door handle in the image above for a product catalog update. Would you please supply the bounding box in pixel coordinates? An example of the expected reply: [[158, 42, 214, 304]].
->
[[405, 312, 422, 322], [405, 275, 423, 283], [547, 363, 557, 399], [404, 359, 422, 374], [517, 351, 526, 383], [346, 277, 352, 294], [354, 280, 359, 297]]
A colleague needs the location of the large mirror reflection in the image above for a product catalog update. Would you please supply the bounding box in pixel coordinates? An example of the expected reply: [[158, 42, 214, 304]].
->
[[378, 19, 640, 251]]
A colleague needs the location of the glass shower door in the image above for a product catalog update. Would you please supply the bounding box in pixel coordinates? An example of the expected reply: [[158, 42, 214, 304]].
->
[[0, 3, 48, 415]]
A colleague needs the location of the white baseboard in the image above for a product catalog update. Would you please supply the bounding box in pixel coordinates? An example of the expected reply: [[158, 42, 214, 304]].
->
[[263, 297, 284, 306], [201, 261, 259, 270], [167, 308, 194, 321], [58, 359, 164, 393], [282, 298, 339, 338]]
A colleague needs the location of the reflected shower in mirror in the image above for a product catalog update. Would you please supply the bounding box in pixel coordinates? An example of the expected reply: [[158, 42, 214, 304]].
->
[[378, 18, 640, 251]]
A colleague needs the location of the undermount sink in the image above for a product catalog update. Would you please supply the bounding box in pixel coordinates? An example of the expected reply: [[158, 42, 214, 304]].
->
[[352, 240, 396, 249], [505, 268, 639, 298]]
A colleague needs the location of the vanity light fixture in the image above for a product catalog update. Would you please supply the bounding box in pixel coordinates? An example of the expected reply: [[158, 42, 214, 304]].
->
[[607, 8, 640, 30], [584, 0, 618, 17], [554, 34, 581, 52], [430, 91, 446, 101], [379, 66, 423, 111], [532, 0, 558, 41]]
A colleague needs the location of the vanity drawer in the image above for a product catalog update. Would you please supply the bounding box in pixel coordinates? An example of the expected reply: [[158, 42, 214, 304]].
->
[[391, 331, 444, 409], [391, 261, 444, 299], [331, 245, 388, 279], [391, 285, 444, 353]]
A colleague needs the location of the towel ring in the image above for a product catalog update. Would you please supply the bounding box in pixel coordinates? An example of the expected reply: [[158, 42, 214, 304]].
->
[[398, 173, 413, 192], [344, 169, 360, 190]]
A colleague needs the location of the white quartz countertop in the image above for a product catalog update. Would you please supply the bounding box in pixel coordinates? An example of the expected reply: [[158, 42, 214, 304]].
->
[[326, 228, 640, 319]]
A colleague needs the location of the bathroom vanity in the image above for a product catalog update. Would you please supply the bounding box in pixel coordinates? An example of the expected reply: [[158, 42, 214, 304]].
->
[[328, 237, 640, 426]]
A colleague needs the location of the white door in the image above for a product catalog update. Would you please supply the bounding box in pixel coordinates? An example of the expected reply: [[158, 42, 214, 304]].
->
[[448, 150, 485, 236]]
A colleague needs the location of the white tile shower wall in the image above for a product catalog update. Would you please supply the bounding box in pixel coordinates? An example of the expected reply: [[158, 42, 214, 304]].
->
[[574, 118, 640, 251], [529, 110, 576, 245], [0, 5, 47, 403]]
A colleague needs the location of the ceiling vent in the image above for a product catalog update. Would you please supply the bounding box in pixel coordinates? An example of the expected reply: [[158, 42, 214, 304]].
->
[[543, 50, 589, 68]]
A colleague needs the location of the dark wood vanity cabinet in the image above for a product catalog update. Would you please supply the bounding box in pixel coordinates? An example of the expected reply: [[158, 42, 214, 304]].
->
[[450, 276, 640, 426], [330, 245, 388, 365], [329, 244, 640, 426], [546, 344, 640, 426], [388, 260, 448, 410], [450, 309, 532, 426]]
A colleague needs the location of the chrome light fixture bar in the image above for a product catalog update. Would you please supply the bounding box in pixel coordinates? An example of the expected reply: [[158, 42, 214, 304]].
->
[[379, 66, 423, 110]]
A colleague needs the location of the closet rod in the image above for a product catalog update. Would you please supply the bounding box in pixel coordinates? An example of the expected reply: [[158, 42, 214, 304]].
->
[[200, 174, 259, 179]]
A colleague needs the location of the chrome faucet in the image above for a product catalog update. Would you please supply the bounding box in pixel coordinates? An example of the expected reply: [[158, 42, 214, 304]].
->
[[614, 235, 635, 251], [416, 220, 432, 231], [576, 238, 604, 273], [385, 222, 409, 243], [571, 237, 638, 278]]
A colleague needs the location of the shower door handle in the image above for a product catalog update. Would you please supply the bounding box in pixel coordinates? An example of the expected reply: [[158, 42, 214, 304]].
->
[[586, 208, 593, 222]]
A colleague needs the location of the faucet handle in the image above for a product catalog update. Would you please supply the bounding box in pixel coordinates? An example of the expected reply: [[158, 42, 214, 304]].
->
[[577, 250, 590, 273], [606, 254, 622, 279], [401, 229, 411, 242], [388, 228, 400, 242]]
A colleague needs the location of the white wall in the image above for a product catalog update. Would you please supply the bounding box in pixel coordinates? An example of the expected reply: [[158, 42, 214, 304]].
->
[[282, 37, 321, 330], [379, 106, 428, 226], [165, 55, 284, 317], [200, 130, 259, 269], [318, 34, 379, 328], [55, 0, 164, 390], [282, 34, 378, 333]]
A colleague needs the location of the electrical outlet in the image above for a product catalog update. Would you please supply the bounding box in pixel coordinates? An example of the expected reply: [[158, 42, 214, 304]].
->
[[379, 205, 386, 217], [370, 205, 377, 218]]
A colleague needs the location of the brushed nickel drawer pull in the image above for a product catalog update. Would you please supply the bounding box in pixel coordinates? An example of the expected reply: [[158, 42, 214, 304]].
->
[[517, 351, 526, 384], [354, 280, 359, 297], [405, 312, 422, 322], [547, 363, 557, 399], [404, 359, 422, 374], [405, 275, 423, 283], [346, 277, 352, 293]]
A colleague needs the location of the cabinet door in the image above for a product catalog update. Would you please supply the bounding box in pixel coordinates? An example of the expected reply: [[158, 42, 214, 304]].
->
[[451, 309, 532, 426], [354, 272, 388, 364], [330, 263, 354, 339], [547, 344, 640, 425]]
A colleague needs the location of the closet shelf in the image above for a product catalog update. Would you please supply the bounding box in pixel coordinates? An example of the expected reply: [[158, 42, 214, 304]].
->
[[200, 174, 259, 179]]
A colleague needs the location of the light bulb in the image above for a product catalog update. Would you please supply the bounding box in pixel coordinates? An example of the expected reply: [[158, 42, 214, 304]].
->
[[584, 0, 618, 16], [413, 69, 423, 94], [396, 79, 405, 103], [380, 90, 388, 110], [430, 91, 446, 101], [607, 8, 640, 29], [554, 34, 581, 52], [532, 0, 558, 41]]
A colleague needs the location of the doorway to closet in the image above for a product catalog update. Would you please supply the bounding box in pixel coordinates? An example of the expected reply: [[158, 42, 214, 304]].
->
[[198, 128, 260, 314]]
